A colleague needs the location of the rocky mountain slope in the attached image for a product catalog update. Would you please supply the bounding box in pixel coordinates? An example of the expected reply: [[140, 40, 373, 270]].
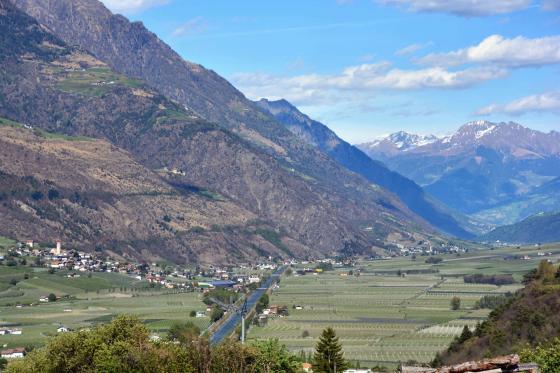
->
[[479, 211, 560, 244], [0, 0, 437, 262], [11, 0, 466, 239], [359, 121, 560, 223], [256, 98, 473, 238], [0, 120, 275, 264]]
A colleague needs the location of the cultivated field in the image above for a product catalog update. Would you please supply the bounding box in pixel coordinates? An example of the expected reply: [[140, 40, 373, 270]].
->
[[248, 244, 560, 368], [0, 267, 210, 348]]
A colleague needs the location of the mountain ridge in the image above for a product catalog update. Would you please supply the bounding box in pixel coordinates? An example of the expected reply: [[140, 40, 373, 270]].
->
[[479, 211, 560, 244], [358, 121, 560, 221], [0, 0, 438, 262], [256, 98, 474, 238]]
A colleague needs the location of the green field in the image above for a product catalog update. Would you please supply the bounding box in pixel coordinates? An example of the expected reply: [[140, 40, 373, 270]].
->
[[0, 267, 210, 349], [247, 244, 560, 368], [57, 66, 143, 97]]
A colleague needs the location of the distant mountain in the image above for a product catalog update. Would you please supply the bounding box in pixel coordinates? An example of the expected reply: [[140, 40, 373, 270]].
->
[[472, 176, 560, 226], [256, 98, 474, 238], [479, 212, 560, 244], [360, 131, 439, 156], [358, 121, 560, 221], [0, 0, 438, 262]]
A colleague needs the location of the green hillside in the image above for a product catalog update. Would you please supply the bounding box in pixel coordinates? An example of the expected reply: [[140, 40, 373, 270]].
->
[[479, 212, 560, 244]]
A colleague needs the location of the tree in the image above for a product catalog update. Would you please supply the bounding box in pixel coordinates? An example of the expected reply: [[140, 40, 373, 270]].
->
[[251, 339, 300, 372], [167, 321, 200, 344], [451, 296, 461, 310], [520, 337, 560, 373], [457, 325, 473, 344], [48, 293, 57, 302], [5, 315, 192, 373], [313, 327, 347, 373], [210, 307, 224, 322], [256, 293, 270, 314], [189, 310, 196, 317]]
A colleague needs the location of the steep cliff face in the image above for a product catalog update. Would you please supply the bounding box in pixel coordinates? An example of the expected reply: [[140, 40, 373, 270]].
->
[[0, 0, 437, 262]]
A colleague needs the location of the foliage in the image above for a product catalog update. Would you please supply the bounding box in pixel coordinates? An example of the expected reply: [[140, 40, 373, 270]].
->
[[256, 293, 270, 314], [425, 257, 443, 264], [48, 293, 56, 302], [474, 293, 514, 310], [463, 274, 515, 285], [313, 327, 347, 373], [450, 296, 461, 310], [250, 339, 301, 373], [315, 262, 334, 272], [167, 321, 200, 344], [6, 315, 193, 373], [520, 338, 560, 373], [210, 307, 224, 322]]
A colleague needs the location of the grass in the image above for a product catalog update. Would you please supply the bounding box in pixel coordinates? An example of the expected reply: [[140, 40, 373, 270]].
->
[[0, 236, 16, 250], [246, 244, 560, 368], [0, 118, 24, 128], [57, 67, 143, 97]]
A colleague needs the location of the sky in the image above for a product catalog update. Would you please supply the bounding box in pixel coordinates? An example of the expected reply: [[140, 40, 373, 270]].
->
[[101, 0, 560, 144]]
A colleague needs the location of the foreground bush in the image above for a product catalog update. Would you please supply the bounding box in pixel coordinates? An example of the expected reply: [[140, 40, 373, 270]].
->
[[7, 315, 301, 373]]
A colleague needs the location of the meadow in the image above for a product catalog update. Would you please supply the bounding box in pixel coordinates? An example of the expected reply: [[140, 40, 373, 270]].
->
[[247, 244, 560, 368]]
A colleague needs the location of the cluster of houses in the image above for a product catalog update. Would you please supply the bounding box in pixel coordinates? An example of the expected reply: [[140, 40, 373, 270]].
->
[[5, 240, 279, 293]]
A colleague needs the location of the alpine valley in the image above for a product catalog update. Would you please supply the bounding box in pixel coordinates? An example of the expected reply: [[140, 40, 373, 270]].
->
[[0, 0, 445, 264], [359, 121, 560, 233]]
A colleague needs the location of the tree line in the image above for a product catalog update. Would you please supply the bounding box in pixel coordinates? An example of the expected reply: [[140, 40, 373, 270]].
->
[[7, 316, 349, 373]]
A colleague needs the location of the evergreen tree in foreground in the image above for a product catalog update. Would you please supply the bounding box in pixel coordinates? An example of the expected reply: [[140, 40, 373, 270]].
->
[[313, 327, 348, 372]]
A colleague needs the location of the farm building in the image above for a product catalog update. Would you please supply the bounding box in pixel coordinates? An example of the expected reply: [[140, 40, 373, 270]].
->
[[1, 348, 25, 359]]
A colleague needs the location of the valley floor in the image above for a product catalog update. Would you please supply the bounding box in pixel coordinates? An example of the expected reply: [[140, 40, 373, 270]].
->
[[247, 244, 560, 368]]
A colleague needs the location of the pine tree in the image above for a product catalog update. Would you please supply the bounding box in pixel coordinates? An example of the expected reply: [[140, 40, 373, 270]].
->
[[457, 325, 473, 343], [313, 327, 347, 373]]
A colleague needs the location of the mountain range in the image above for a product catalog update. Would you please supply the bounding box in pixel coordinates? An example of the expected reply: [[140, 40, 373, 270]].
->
[[255, 98, 472, 238], [359, 121, 560, 227], [0, 0, 445, 263]]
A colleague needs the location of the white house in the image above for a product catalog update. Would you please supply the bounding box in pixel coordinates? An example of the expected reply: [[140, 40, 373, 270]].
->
[[57, 326, 70, 333], [248, 275, 260, 284]]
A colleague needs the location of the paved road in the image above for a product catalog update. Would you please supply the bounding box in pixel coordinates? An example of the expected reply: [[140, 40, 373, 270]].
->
[[210, 266, 285, 344]]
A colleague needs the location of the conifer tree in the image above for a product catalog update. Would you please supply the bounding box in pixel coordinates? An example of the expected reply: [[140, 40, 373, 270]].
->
[[313, 327, 347, 372]]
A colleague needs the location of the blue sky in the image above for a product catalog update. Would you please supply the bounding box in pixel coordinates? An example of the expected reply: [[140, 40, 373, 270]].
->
[[102, 0, 559, 143]]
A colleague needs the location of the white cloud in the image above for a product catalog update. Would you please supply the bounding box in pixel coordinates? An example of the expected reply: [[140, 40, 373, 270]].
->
[[542, 0, 560, 11], [395, 42, 433, 56], [172, 17, 208, 37], [377, 0, 532, 16], [233, 63, 507, 106], [100, 0, 169, 13], [419, 34, 560, 68], [476, 91, 560, 115]]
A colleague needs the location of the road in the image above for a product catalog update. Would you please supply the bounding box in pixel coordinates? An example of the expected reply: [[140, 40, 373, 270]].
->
[[209, 266, 285, 344]]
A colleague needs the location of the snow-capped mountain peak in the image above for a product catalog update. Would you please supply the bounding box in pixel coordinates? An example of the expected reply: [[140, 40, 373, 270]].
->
[[386, 131, 438, 151]]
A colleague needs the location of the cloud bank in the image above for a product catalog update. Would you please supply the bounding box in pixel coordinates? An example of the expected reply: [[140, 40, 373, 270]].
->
[[477, 91, 560, 115]]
